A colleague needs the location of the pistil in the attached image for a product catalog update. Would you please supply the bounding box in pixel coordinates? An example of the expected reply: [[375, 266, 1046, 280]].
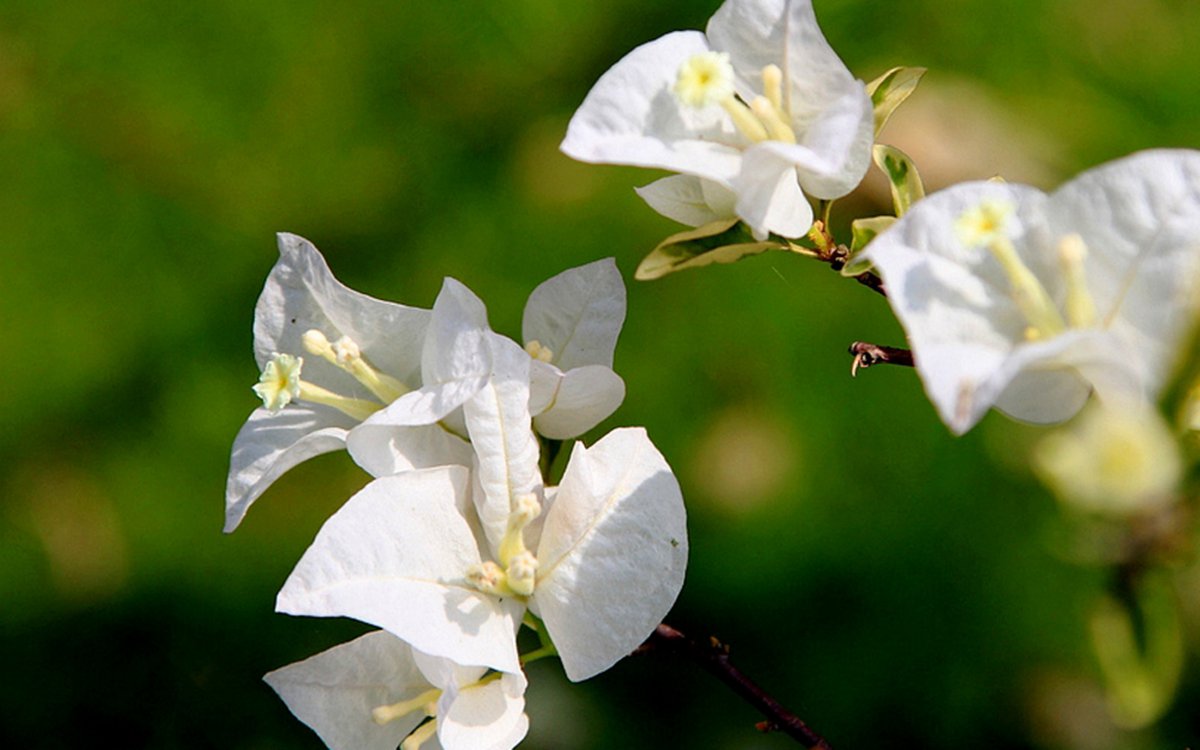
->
[[497, 493, 542, 568], [750, 96, 796, 143], [1058, 233, 1097, 328], [957, 201, 1065, 338], [296, 381, 382, 421], [762, 64, 784, 112], [720, 99, 770, 142], [372, 688, 441, 725], [302, 329, 408, 402], [400, 719, 439, 750]]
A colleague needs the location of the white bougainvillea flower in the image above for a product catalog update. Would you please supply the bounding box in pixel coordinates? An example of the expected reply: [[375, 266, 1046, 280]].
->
[[560, 0, 873, 239], [226, 234, 475, 532], [277, 428, 688, 683], [523, 258, 627, 439], [864, 149, 1200, 434], [265, 630, 527, 750]]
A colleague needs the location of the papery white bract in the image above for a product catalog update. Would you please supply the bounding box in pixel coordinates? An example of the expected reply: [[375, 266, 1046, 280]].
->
[[264, 630, 527, 750], [226, 234, 475, 532], [531, 427, 688, 682], [275, 465, 526, 674], [522, 258, 627, 439], [560, 0, 873, 239], [464, 331, 546, 555], [345, 277, 496, 476], [864, 149, 1200, 434]]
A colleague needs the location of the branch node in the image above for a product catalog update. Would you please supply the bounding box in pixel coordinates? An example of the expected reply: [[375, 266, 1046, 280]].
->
[[848, 341, 913, 377]]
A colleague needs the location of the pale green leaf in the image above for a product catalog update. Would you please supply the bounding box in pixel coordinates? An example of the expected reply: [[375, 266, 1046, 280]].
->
[[865, 66, 927, 136], [635, 220, 787, 280], [872, 144, 926, 217], [840, 216, 897, 276]]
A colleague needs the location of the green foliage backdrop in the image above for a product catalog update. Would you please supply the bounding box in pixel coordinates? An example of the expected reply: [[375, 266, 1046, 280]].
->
[[2, 1, 1199, 747]]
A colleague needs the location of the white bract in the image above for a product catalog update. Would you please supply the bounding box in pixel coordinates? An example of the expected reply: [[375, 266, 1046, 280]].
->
[[343, 259, 628, 449], [864, 149, 1200, 434], [523, 258, 627, 439], [225, 233, 477, 532], [265, 630, 527, 750], [276, 428, 688, 683], [560, 0, 873, 239]]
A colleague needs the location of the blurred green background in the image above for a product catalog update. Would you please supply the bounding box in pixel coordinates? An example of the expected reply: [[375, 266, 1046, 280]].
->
[[2, 0, 1199, 747]]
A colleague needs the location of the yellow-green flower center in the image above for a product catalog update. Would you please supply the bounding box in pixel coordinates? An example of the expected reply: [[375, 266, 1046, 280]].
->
[[674, 54, 796, 145], [524, 340, 555, 363], [957, 201, 1101, 341], [467, 492, 543, 598]]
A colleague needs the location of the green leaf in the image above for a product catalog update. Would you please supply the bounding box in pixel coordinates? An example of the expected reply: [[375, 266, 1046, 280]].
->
[[1089, 572, 1184, 729], [635, 220, 788, 280], [839, 216, 896, 277], [872, 144, 925, 217], [865, 66, 926, 136]]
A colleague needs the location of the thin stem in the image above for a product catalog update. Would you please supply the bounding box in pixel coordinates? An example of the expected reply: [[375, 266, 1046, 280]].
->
[[519, 645, 558, 667], [818, 199, 834, 227], [539, 436, 563, 482], [638, 623, 832, 749], [848, 341, 914, 376]]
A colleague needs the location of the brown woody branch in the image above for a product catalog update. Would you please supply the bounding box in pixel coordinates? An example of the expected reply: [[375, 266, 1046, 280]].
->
[[638, 623, 833, 749], [804, 222, 887, 298], [848, 341, 914, 376], [826, 245, 887, 298]]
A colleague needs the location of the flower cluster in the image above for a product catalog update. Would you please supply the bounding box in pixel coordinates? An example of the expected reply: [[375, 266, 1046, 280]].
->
[[223, 0, 1200, 742], [228, 234, 688, 749]]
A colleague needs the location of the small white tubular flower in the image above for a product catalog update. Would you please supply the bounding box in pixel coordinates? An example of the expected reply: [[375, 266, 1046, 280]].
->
[[561, 0, 873, 239], [227, 234, 469, 532], [264, 631, 527, 750], [532, 427, 689, 682], [275, 466, 524, 674], [863, 149, 1200, 434], [1034, 402, 1183, 517], [522, 259, 627, 439], [252, 353, 303, 410]]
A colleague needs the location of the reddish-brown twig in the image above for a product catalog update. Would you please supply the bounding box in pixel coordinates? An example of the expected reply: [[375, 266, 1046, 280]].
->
[[638, 623, 833, 749]]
